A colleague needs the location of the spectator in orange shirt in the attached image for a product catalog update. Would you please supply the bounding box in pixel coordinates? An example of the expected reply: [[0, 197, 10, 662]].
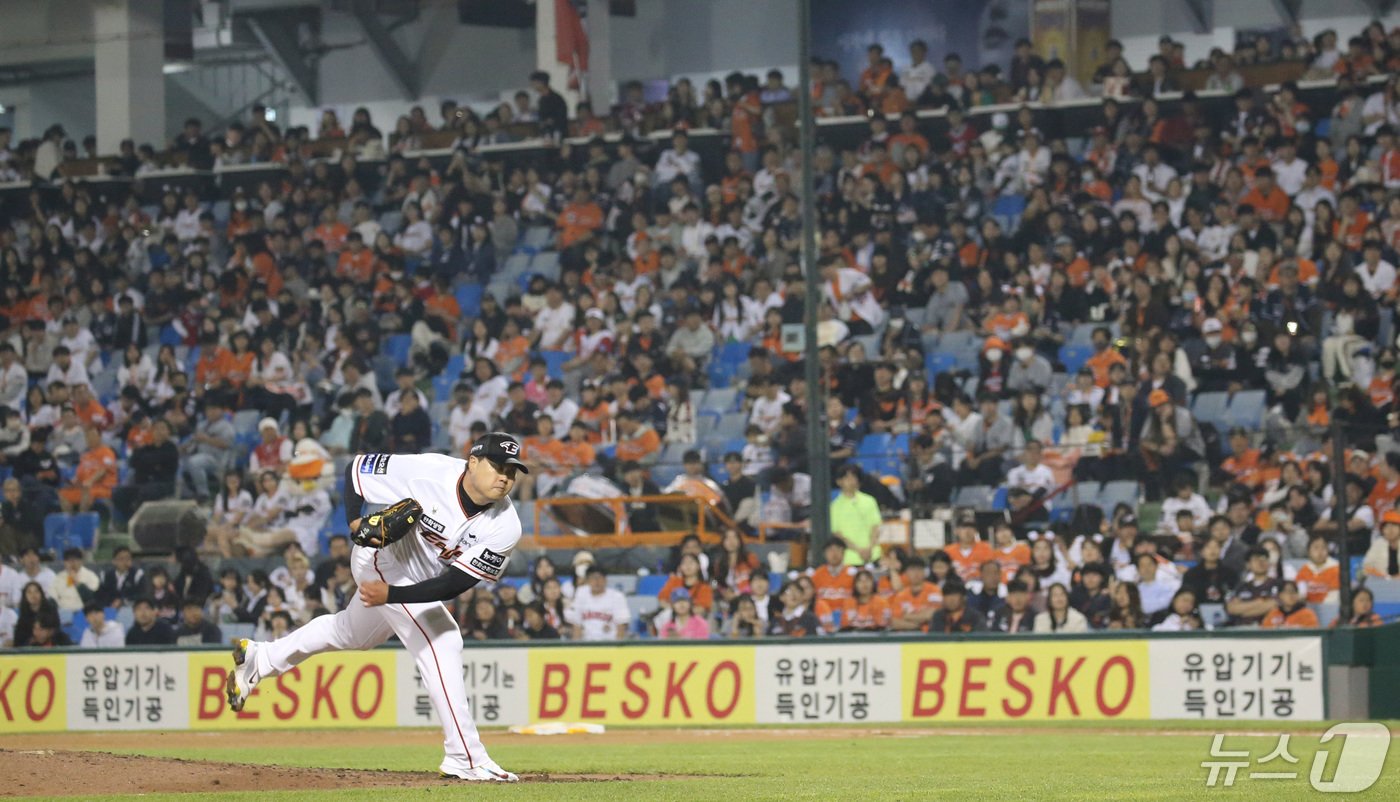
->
[[1085, 326, 1128, 388], [613, 411, 661, 467], [58, 426, 117, 512], [858, 44, 892, 98], [1294, 535, 1339, 605], [947, 508, 995, 582], [1367, 452, 1400, 520], [1239, 167, 1290, 223], [560, 420, 598, 469], [830, 569, 891, 632], [312, 205, 349, 253], [1260, 581, 1320, 628], [213, 330, 255, 389], [809, 538, 856, 607], [518, 415, 569, 500], [888, 112, 929, 162], [337, 232, 376, 285], [69, 383, 110, 431], [656, 552, 714, 619], [889, 556, 942, 631], [556, 187, 604, 249], [1220, 427, 1262, 483]]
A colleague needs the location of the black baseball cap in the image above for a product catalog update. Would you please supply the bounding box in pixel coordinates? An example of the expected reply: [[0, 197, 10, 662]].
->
[[469, 432, 530, 473]]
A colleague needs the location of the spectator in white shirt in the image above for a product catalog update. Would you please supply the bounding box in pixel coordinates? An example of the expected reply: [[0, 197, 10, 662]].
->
[[532, 284, 577, 351], [392, 201, 434, 257], [571, 566, 630, 640], [79, 602, 126, 648], [541, 380, 579, 433], [1271, 140, 1307, 197], [59, 317, 98, 371], [653, 129, 702, 191], [1159, 476, 1213, 540], [1006, 440, 1056, 497], [46, 345, 91, 390], [0, 343, 27, 410], [173, 193, 205, 242], [902, 39, 937, 102], [1356, 241, 1397, 299], [748, 377, 792, 436], [1134, 552, 1182, 616]]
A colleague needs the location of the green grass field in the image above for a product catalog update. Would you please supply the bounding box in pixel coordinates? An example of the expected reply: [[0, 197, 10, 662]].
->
[[6, 720, 1397, 801]]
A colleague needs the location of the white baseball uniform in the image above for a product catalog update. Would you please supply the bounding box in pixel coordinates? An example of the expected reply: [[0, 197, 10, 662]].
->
[[249, 453, 520, 777]]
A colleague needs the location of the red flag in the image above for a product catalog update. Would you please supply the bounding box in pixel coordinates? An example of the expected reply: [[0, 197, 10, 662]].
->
[[555, 0, 589, 95]]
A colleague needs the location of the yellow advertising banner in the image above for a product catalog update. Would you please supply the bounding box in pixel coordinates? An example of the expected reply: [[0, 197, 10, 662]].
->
[[187, 651, 398, 729], [526, 645, 755, 725], [901, 640, 1150, 721], [0, 654, 66, 733]]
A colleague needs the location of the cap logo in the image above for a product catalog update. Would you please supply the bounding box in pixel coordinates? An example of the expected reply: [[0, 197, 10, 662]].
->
[[499, 440, 519, 455]]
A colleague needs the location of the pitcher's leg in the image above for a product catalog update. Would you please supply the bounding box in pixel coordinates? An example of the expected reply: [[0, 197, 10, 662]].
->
[[384, 600, 491, 776], [253, 597, 394, 680]]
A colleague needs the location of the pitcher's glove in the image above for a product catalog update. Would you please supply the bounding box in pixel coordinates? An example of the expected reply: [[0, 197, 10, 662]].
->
[[352, 498, 423, 548]]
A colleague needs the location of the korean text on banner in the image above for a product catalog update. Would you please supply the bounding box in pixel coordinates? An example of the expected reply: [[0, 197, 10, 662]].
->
[[902, 640, 1150, 721], [528, 645, 755, 725], [396, 648, 529, 728], [1148, 637, 1324, 720], [188, 651, 397, 729], [755, 643, 902, 723], [68, 652, 186, 730]]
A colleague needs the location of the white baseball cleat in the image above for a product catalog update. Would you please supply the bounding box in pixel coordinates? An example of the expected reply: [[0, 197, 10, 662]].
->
[[225, 638, 259, 713], [440, 759, 519, 782]]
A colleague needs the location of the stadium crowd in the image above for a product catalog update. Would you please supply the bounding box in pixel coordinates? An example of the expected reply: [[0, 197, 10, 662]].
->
[[2, 18, 1400, 648]]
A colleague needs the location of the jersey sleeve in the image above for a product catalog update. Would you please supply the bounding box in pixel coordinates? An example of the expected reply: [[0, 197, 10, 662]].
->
[[348, 453, 420, 503], [450, 510, 522, 583]]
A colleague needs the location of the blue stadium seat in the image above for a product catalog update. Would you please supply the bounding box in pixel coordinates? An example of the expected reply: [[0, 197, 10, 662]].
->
[[1059, 344, 1094, 374], [925, 352, 957, 377], [715, 412, 748, 441], [541, 350, 571, 379], [718, 341, 751, 368], [432, 373, 457, 402], [43, 513, 68, 553], [700, 387, 738, 414], [1191, 391, 1229, 430], [522, 227, 552, 250], [385, 334, 412, 365], [372, 355, 398, 394], [68, 512, 99, 550], [857, 433, 893, 458], [159, 325, 184, 347], [707, 360, 736, 388], [1220, 390, 1267, 431], [531, 251, 562, 281], [992, 194, 1027, 231], [502, 252, 532, 276], [637, 574, 668, 597], [652, 463, 684, 488], [444, 353, 466, 378], [1097, 481, 1139, 513], [65, 610, 86, 644], [991, 486, 1009, 511], [455, 284, 483, 318]]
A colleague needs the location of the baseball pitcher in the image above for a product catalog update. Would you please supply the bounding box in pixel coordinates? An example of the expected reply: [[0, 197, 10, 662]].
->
[[224, 433, 528, 781]]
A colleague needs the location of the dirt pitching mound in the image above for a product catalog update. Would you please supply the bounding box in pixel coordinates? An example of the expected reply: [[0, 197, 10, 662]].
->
[[0, 749, 692, 797]]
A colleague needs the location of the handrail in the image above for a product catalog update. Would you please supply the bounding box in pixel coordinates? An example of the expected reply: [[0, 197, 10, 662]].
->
[[530, 491, 738, 543]]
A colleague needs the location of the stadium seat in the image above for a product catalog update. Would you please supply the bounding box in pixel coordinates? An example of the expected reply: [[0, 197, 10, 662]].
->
[[502, 252, 532, 276], [384, 333, 412, 365], [953, 485, 995, 509], [432, 373, 457, 402], [857, 433, 893, 458], [372, 355, 398, 393], [1220, 390, 1267, 431], [67, 512, 100, 550], [379, 210, 403, 234], [991, 486, 1009, 511], [541, 350, 571, 379], [1191, 391, 1229, 430], [714, 412, 749, 441], [454, 284, 483, 317], [636, 574, 668, 597], [1059, 344, 1094, 374], [1097, 481, 1139, 513], [610, 574, 638, 594], [531, 251, 562, 281], [232, 410, 262, 437], [43, 513, 68, 553], [522, 227, 552, 250], [992, 194, 1027, 231], [925, 352, 957, 377], [651, 463, 683, 487], [700, 387, 738, 414]]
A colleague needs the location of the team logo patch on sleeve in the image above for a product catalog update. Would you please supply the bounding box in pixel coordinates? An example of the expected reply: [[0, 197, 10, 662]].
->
[[470, 548, 507, 576], [359, 454, 391, 474]]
